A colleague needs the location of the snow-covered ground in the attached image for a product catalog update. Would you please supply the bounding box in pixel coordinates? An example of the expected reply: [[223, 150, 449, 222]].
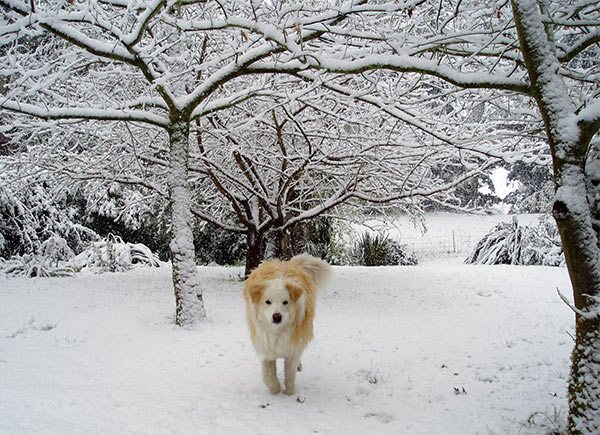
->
[[1, 243, 574, 434]]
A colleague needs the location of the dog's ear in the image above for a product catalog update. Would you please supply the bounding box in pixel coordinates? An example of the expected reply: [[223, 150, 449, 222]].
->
[[286, 283, 304, 302], [246, 283, 264, 304]]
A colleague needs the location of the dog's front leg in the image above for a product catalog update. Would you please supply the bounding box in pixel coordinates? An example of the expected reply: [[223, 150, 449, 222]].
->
[[284, 356, 301, 395], [261, 359, 281, 394]]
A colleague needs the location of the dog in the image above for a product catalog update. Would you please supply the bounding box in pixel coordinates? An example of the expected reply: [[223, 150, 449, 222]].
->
[[243, 253, 332, 395]]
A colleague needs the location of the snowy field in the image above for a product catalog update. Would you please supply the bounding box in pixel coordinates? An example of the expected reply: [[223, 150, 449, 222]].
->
[[355, 212, 543, 258], [0, 229, 575, 435]]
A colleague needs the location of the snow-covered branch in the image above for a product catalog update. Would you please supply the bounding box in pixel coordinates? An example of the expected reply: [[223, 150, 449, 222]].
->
[[1, 101, 169, 127], [250, 55, 532, 94]]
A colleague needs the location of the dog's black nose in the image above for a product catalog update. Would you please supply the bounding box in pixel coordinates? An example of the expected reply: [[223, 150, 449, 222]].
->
[[272, 312, 282, 324]]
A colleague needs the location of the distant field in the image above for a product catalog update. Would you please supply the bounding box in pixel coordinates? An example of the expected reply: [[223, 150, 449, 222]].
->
[[354, 213, 544, 258]]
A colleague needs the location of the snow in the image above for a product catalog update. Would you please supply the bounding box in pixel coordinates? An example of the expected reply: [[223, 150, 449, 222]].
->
[[355, 212, 543, 258], [0, 249, 574, 434], [257, 53, 529, 93], [0, 101, 169, 128], [488, 167, 516, 200]]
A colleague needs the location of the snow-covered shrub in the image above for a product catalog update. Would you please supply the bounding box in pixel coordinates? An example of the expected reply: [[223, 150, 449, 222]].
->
[[520, 216, 565, 267], [73, 234, 161, 273], [0, 162, 97, 277], [82, 184, 172, 262], [304, 218, 352, 266], [0, 254, 76, 278], [0, 172, 96, 260], [353, 232, 417, 266], [465, 216, 564, 266]]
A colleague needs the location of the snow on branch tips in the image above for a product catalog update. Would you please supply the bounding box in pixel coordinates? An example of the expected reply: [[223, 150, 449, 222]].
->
[[557, 287, 600, 321]]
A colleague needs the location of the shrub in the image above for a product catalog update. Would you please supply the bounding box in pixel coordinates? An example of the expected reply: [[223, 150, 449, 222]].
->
[[73, 234, 161, 273], [82, 191, 173, 262], [0, 254, 76, 278], [0, 234, 82, 278], [465, 216, 564, 266], [0, 177, 96, 260], [353, 232, 418, 266], [304, 218, 352, 266]]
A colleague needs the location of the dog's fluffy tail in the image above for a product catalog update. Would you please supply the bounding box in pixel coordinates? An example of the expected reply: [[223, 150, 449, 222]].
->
[[290, 253, 332, 290]]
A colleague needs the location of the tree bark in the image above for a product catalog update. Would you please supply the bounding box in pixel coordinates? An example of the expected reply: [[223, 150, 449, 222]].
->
[[245, 229, 263, 277], [168, 118, 206, 326], [552, 173, 600, 433], [512, 1, 600, 432], [568, 315, 600, 434], [264, 227, 284, 261]]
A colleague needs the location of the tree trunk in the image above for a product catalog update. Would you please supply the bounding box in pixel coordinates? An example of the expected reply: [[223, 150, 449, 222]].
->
[[168, 118, 206, 326], [568, 314, 600, 434], [552, 170, 600, 433], [263, 218, 295, 262], [245, 226, 296, 278], [512, 1, 600, 432], [245, 229, 263, 277], [264, 227, 283, 261]]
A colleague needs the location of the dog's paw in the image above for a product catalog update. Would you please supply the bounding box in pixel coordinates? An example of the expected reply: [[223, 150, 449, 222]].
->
[[283, 387, 295, 396], [267, 383, 281, 394]]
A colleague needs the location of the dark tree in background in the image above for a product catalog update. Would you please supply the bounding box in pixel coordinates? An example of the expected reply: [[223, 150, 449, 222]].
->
[[503, 161, 554, 213]]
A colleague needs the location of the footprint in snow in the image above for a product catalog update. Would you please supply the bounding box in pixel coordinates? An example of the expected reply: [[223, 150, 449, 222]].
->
[[364, 412, 394, 424], [5, 317, 57, 338]]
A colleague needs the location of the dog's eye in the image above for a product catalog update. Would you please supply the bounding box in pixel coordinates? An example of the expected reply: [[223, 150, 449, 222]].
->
[[283, 300, 288, 305], [265, 300, 271, 305]]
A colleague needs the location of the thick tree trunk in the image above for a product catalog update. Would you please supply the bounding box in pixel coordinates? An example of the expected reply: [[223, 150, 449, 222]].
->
[[264, 227, 283, 261], [244, 224, 292, 277], [263, 219, 295, 262], [511, 1, 600, 433], [245, 229, 263, 278], [553, 171, 600, 433], [568, 315, 600, 434], [168, 118, 206, 326]]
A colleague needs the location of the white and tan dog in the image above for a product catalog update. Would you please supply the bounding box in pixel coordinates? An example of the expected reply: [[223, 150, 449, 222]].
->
[[243, 254, 332, 395]]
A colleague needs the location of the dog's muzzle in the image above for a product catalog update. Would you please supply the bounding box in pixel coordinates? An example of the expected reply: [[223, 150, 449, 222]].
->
[[272, 312, 282, 324]]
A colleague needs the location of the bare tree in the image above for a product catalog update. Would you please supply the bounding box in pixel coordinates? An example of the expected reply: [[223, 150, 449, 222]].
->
[[1, 0, 506, 287], [1, 0, 420, 326], [230, 0, 598, 431], [189, 84, 495, 275]]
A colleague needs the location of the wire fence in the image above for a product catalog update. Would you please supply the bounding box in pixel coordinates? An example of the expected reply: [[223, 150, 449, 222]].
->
[[357, 213, 544, 259], [402, 231, 483, 258]]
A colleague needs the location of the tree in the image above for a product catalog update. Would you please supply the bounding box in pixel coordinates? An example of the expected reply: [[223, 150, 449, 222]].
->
[[189, 85, 494, 276], [503, 161, 554, 213], [236, 0, 597, 431], [1, 0, 501, 280], [2, 0, 423, 326], [511, 2, 600, 431]]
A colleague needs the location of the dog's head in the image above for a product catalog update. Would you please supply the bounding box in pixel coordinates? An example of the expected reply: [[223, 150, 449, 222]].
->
[[244, 261, 311, 328], [252, 278, 305, 327]]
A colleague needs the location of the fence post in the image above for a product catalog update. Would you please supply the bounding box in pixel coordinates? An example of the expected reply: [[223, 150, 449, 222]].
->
[[452, 230, 456, 253]]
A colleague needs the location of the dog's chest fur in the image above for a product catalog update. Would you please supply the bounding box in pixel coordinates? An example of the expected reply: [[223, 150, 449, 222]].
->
[[252, 323, 302, 360]]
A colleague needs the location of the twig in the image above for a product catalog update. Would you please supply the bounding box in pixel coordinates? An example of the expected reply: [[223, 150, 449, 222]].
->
[[557, 287, 598, 320]]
